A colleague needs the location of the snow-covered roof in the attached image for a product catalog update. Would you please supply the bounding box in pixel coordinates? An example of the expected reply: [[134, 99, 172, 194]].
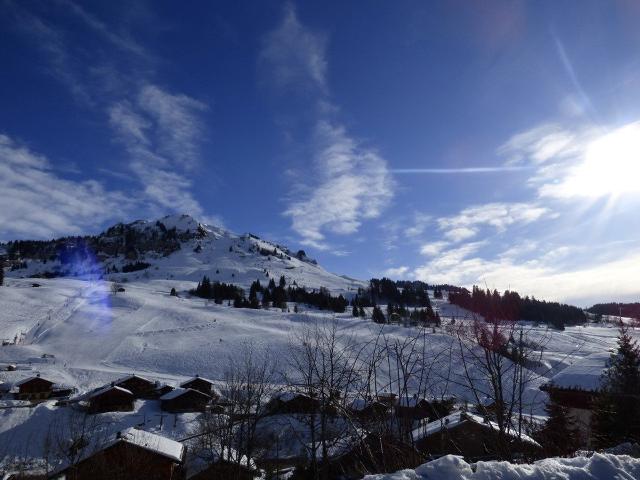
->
[[349, 397, 386, 411], [160, 387, 209, 401], [114, 373, 153, 384], [547, 351, 610, 392], [87, 384, 133, 399], [411, 411, 540, 447], [14, 375, 54, 387], [180, 375, 215, 387], [186, 445, 257, 478], [115, 427, 185, 462], [398, 395, 429, 407], [272, 391, 309, 402]]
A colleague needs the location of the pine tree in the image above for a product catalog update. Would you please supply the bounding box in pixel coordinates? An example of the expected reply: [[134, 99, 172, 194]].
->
[[352, 305, 359, 317], [536, 401, 582, 455], [592, 323, 640, 448], [372, 306, 386, 324], [279, 275, 286, 288], [0, 257, 5, 286]]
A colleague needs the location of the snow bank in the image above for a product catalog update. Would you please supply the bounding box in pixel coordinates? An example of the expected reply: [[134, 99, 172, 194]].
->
[[362, 453, 640, 479]]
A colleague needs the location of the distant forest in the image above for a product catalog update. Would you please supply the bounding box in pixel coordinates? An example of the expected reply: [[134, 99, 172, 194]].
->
[[448, 286, 586, 329], [587, 302, 640, 319]]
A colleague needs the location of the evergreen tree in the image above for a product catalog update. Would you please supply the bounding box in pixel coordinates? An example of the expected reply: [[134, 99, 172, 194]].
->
[[279, 275, 286, 288], [536, 401, 582, 455], [359, 306, 365, 318], [592, 324, 640, 448], [0, 257, 4, 286], [372, 306, 386, 324], [352, 304, 359, 317]]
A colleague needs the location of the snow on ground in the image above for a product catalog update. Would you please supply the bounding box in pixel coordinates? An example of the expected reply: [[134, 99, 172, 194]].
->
[[362, 453, 640, 479], [0, 271, 638, 462]]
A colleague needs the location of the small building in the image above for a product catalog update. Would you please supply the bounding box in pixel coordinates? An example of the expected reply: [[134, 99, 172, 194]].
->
[[86, 385, 135, 414], [180, 376, 220, 399], [540, 351, 610, 446], [326, 433, 423, 479], [412, 411, 541, 461], [13, 374, 54, 401], [376, 392, 398, 407], [265, 391, 320, 415], [187, 447, 259, 480], [51, 427, 185, 480], [114, 374, 156, 398], [348, 398, 389, 422], [395, 396, 431, 420], [154, 383, 175, 398], [161, 387, 210, 413]]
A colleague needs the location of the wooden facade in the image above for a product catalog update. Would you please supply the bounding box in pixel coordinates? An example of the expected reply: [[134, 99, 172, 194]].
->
[[161, 388, 210, 413], [115, 374, 156, 398], [88, 386, 135, 414], [414, 414, 541, 461], [266, 393, 320, 415], [52, 438, 184, 480], [327, 434, 422, 480], [180, 376, 219, 399], [188, 461, 257, 480], [14, 375, 54, 401]]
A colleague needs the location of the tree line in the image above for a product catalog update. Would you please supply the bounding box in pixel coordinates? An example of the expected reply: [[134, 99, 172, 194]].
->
[[448, 285, 586, 329]]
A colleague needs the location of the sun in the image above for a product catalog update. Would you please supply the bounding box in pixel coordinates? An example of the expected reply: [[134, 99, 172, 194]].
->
[[560, 122, 640, 199]]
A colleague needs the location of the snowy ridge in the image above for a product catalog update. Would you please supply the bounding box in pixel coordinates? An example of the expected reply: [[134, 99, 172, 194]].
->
[[4, 214, 365, 294]]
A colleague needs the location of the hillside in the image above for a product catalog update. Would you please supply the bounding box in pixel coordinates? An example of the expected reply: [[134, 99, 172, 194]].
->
[[2, 214, 365, 294]]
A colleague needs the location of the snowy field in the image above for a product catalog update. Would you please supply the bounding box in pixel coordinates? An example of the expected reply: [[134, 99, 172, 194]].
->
[[1, 273, 637, 462]]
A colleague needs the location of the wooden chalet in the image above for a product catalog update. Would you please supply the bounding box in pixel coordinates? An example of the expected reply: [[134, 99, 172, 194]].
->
[[161, 387, 210, 413], [412, 411, 541, 461], [376, 392, 398, 407], [539, 351, 609, 446], [13, 374, 54, 401], [325, 433, 422, 479], [187, 447, 259, 480], [266, 391, 320, 415], [51, 427, 185, 480], [114, 374, 156, 398], [180, 376, 220, 399], [395, 396, 431, 420], [86, 385, 135, 414], [348, 398, 389, 422]]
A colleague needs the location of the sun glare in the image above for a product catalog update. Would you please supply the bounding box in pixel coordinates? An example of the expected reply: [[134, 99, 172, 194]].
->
[[560, 122, 640, 199]]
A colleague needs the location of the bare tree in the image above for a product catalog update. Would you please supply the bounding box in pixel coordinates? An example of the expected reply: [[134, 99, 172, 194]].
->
[[284, 318, 363, 480], [189, 341, 277, 480]]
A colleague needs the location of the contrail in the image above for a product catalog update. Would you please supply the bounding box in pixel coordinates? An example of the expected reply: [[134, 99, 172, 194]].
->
[[391, 166, 532, 174]]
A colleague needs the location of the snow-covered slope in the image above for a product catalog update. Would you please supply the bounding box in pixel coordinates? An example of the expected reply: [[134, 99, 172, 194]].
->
[[4, 214, 365, 294]]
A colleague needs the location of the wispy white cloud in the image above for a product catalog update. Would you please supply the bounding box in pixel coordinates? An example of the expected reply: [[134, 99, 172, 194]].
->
[[284, 121, 393, 249], [108, 84, 209, 217], [384, 266, 410, 278], [9, 2, 216, 226], [437, 202, 549, 243], [392, 166, 531, 174], [259, 2, 327, 94], [0, 134, 131, 240], [415, 240, 640, 306], [263, 5, 394, 249], [420, 241, 448, 257], [499, 120, 640, 200]]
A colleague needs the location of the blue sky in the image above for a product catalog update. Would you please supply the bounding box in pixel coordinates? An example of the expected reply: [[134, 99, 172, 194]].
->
[[1, 0, 640, 305]]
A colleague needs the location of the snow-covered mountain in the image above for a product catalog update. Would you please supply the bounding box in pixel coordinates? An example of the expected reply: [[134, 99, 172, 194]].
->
[[3, 214, 365, 294]]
